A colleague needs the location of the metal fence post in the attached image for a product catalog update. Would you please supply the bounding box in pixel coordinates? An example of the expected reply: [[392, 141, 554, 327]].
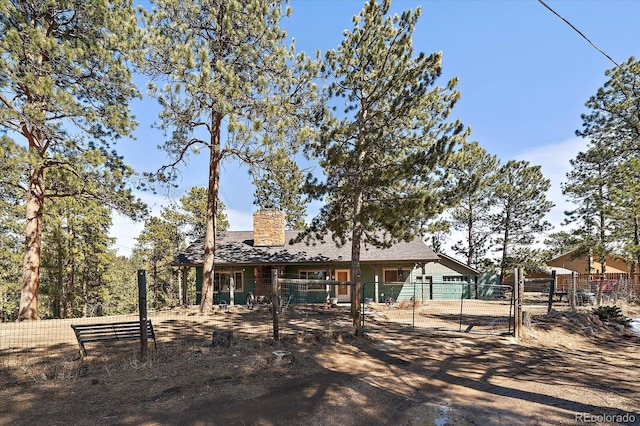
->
[[138, 269, 148, 361], [547, 270, 556, 313], [271, 268, 279, 341], [515, 268, 523, 339]]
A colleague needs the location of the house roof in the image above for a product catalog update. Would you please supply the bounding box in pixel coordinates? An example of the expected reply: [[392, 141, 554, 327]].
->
[[435, 253, 480, 275], [547, 266, 576, 275], [173, 230, 440, 266]]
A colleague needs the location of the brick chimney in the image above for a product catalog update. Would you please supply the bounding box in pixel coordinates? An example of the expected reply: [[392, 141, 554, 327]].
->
[[253, 210, 285, 247]]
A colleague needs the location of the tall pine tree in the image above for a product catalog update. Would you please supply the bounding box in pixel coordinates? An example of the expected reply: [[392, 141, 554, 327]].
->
[[491, 160, 553, 282], [0, 0, 146, 320], [140, 0, 320, 312], [449, 142, 500, 267], [252, 150, 308, 230], [563, 140, 618, 304], [304, 0, 468, 334]]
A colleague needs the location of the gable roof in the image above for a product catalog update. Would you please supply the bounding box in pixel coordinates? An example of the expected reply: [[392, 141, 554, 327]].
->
[[435, 253, 480, 275], [173, 230, 439, 266]]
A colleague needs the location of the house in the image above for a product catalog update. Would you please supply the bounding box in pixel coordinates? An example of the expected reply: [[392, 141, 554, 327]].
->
[[501, 266, 575, 292], [548, 250, 631, 291], [407, 253, 481, 301], [172, 210, 443, 305], [548, 250, 628, 276]]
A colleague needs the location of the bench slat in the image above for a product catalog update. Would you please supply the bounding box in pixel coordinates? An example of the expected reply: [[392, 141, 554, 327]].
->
[[71, 320, 156, 356]]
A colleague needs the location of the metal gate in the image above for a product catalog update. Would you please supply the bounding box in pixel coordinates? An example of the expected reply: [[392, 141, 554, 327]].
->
[[362, 282, 514, 335]]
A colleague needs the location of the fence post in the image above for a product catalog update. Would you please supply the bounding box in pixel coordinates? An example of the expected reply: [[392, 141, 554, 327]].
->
[[515, 268, 523, 339], [138, 269, 148, 361], [547, 270, 556, 313], [271, 268, 279, 341], [412, 281, 416, 330], [570, 271, 576, 311], [458, 283, 464, 332]]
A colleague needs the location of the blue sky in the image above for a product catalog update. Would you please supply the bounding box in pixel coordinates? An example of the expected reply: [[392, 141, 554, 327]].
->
[[111, 0, 640, 256]]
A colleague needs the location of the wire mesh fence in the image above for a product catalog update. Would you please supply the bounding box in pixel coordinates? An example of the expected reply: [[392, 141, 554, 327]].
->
[[0, 300, 353, 365], [558, 277, 637, 305], [7, 269, 639, 368], [1, 278, 523, 365], [523, 274, 638, 313], [362, 282, 514, 335]]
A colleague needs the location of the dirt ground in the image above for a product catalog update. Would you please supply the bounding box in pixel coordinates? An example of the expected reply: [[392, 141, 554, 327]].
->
[[2, 305, 640, 426]]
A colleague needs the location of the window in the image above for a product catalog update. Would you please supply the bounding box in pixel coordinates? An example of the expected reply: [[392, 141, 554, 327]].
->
[[414, 275, 432, 284], [214, 271, 244, 292], [442, 275, 469, 283], [299, 270, 327, 291], [383, 268, 410, 283]]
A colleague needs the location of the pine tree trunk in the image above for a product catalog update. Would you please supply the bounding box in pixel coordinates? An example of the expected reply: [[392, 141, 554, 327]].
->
[[201, 112, 223, 313], [82, 265, 89, 317], [18, 166, 45, 321], [65, 255, 75, 318], [57, 243, 64, 318], [467, 209, 474, 267], [634, 217, 640, 296], [153, 261, 158, 309], [351, 225, 363, 336], [499, 226, 509, 284]]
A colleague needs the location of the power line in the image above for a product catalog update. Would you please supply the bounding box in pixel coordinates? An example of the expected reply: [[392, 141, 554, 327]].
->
[[537, 0, 619, 68]]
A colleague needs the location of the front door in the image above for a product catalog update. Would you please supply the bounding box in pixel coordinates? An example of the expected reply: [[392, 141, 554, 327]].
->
[[335, 270, 350, 302]]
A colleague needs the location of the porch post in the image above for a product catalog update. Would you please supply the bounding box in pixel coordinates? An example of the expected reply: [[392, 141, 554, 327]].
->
[[326, 270, 331, 303], [374, 268, 379, 303], [229, 271, 235, 306], [181, 267, 188, 305]]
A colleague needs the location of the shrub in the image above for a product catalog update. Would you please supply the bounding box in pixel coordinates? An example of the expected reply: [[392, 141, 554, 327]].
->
[[592, 306, 631, 326]]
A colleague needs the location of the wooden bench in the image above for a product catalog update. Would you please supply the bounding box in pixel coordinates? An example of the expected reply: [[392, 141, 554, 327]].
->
[[71, 320, 156, 357]]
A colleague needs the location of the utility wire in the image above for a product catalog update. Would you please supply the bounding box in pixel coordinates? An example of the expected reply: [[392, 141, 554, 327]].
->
[[537, 0, 619, 68]]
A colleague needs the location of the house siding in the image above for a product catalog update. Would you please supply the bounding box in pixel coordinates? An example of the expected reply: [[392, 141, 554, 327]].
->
[[193, 262, 430, 305]]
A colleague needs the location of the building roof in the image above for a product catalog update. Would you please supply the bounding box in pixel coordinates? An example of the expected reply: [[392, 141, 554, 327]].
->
[[547, 266, 576, 275], [435, 253, 481, 275], [173, 230, 440, 266]]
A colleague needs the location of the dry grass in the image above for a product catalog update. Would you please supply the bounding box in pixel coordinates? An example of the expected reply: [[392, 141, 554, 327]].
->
[[2, 302, 639, 425]]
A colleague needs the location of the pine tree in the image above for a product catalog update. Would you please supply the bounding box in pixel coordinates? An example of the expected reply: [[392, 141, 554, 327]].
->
[[611, 158, 640, 277], [140, 0, 320, 312], [252, 150, 308, 229], [162, 187, 230, 242], [491, 160, 553, 282], [563, 140, 618, 304], [133, 188, 230, 307], [40, 195, 116, 319], [0, 137, 25, 321], [304, 0, 468, 334], [449, 142, 500, 268], [543, 231, 582, 259], [575, 57, 640, 294], [0, 0, 146, 320], [577, 57, 640, 155], [134, 217, 179, 308]]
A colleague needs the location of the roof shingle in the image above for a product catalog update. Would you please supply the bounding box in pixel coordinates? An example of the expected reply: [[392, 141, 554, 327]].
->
[[173, 230, 439, 266]]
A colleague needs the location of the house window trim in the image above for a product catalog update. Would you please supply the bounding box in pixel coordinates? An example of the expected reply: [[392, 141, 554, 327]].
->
[[214, 270, 244, 293], [442, 275, 469, 283], [299, 269, 328, 291], [383, 268, 410, 283]]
